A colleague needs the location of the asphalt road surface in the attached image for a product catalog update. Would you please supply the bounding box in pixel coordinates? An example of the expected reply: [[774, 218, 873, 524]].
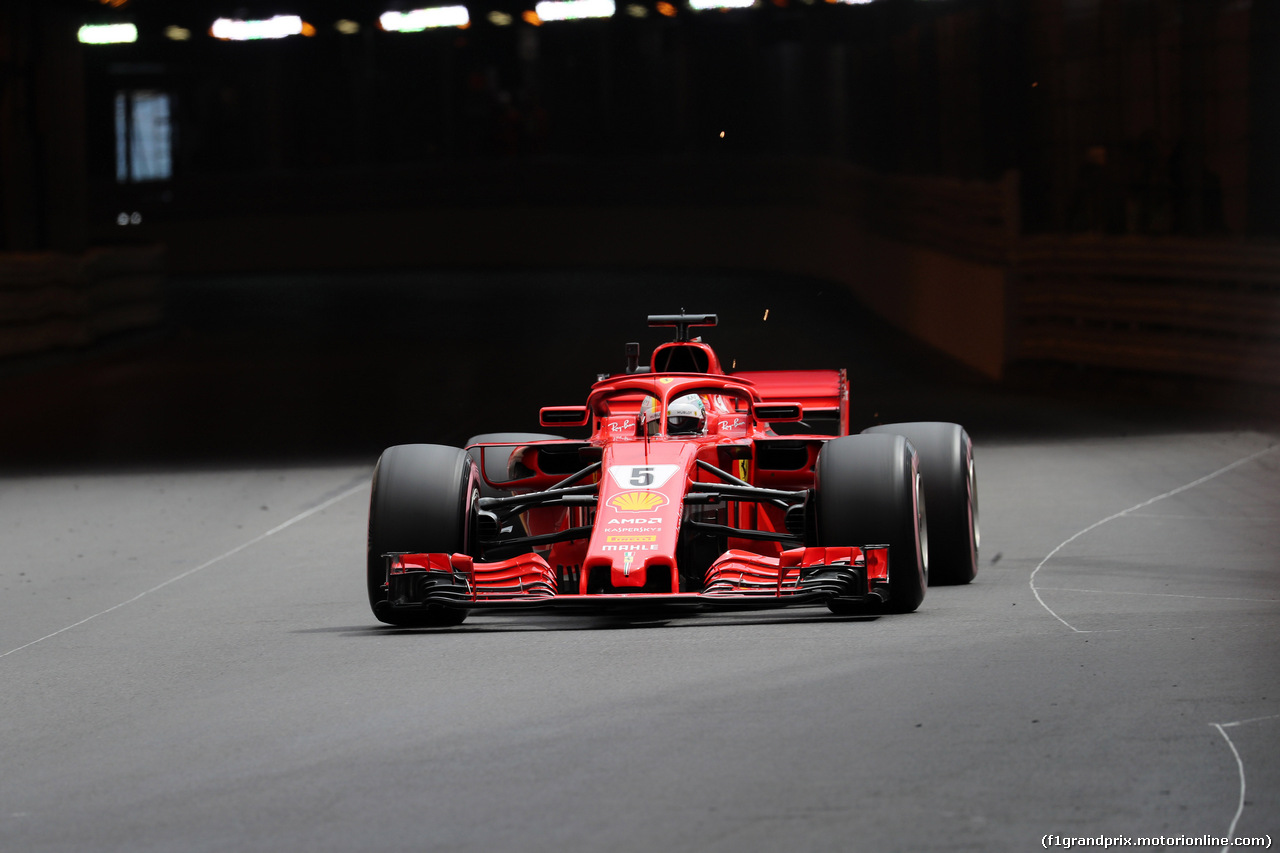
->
[[1, 273, 1277, 852]]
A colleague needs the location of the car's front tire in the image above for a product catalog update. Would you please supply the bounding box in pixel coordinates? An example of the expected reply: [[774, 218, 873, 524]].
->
[[813, 434, 927, 614], [367, 444, 478, 627]]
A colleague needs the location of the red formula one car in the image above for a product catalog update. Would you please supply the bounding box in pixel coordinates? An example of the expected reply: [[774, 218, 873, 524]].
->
[[366, 313, 978, 627]]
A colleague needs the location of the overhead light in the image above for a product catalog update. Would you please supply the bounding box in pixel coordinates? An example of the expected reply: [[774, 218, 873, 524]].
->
[[164, 25, 192, 41], [535, 0, 616, 21], [335, 19, 361, 34], [77, 23, 138, 44], [688, 0, 754, 7], [380, 7, 471, 31], [487, 10, 514, 25], [210, 15, 308, 40], [625, 4, 648, 16]]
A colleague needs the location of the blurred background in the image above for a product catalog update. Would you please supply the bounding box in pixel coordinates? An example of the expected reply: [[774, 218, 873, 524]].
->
[[1, 0, 1277, 468]]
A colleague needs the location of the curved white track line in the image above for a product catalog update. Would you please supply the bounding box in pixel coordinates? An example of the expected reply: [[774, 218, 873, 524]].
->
[[1211, 723, 1248, 852], [1030, 445, 1277, 633], [1211, 715, 1279, 853], [0, 480, 368, 661]]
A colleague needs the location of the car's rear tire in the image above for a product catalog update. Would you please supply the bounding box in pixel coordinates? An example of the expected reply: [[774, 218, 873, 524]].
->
[[367, 444, 478, 627], [863, 422, 978, 585], [813, 434, 927, 614]]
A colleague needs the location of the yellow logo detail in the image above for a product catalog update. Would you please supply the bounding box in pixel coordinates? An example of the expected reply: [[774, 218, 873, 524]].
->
[[608, 491, 669, 512], [607, 535, 657, 543], [657, 377, 676, 384]]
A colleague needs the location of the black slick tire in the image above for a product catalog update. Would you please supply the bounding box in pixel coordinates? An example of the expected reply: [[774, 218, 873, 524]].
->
[[813, 434, 927, 614], [863, 422, 978, 585], [367, 444, 479, 627]]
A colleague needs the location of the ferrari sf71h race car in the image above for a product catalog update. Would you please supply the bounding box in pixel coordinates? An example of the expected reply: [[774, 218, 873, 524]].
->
[[367, 313, 978, 627]]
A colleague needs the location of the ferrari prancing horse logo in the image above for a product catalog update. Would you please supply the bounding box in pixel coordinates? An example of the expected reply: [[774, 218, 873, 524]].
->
[[608, 491, 669, 512]]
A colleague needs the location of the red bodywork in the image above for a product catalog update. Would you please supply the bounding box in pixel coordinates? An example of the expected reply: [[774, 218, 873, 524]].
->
[[383, 333, 891, 614]]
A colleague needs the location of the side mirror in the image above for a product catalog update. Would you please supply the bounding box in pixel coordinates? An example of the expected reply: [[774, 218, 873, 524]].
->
[[539, 406, 590, 428]]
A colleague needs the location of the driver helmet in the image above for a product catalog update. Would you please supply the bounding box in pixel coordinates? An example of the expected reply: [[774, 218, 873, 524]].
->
[[639, 395, 660, 435], [666, 394, 706, 435]]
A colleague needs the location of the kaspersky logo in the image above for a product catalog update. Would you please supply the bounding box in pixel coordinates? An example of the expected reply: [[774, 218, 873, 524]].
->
[[608, 491, 669, 512]]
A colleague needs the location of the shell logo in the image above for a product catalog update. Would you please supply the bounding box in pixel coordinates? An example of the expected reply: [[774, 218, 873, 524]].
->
[[608, 491, 669, 512]]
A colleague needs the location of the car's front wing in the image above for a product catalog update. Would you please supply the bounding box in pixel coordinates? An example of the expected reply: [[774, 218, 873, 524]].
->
[[381, 545, 890, 614]]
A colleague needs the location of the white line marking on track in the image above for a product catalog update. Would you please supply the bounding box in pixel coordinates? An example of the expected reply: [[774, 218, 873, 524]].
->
[[1036, 586, 1280, 603], [1029, 445, 1278, 633], [1211, 722, 1248, 853], [1208, 701, 1280, 850], [1210, 714, 1278, 853], [1123, 513, 1280, 521], [1219, 714, 1280, 728], [1072, 625, 1210, 634], [0, 480, 368, 661]]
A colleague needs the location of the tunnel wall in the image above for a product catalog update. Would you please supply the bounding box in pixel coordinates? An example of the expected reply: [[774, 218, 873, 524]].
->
[[140, 202, 1011, 378], [8, 159, 1277, 386], [0, 245, 164, 361], [126, 158, 1017, 378]]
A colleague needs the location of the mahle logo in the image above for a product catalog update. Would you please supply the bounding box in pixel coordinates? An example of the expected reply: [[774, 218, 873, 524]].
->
[[608, 491, 669, 512]]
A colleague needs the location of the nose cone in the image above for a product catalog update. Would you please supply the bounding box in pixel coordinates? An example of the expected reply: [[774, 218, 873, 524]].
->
[[581, 441, 699, 592]]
